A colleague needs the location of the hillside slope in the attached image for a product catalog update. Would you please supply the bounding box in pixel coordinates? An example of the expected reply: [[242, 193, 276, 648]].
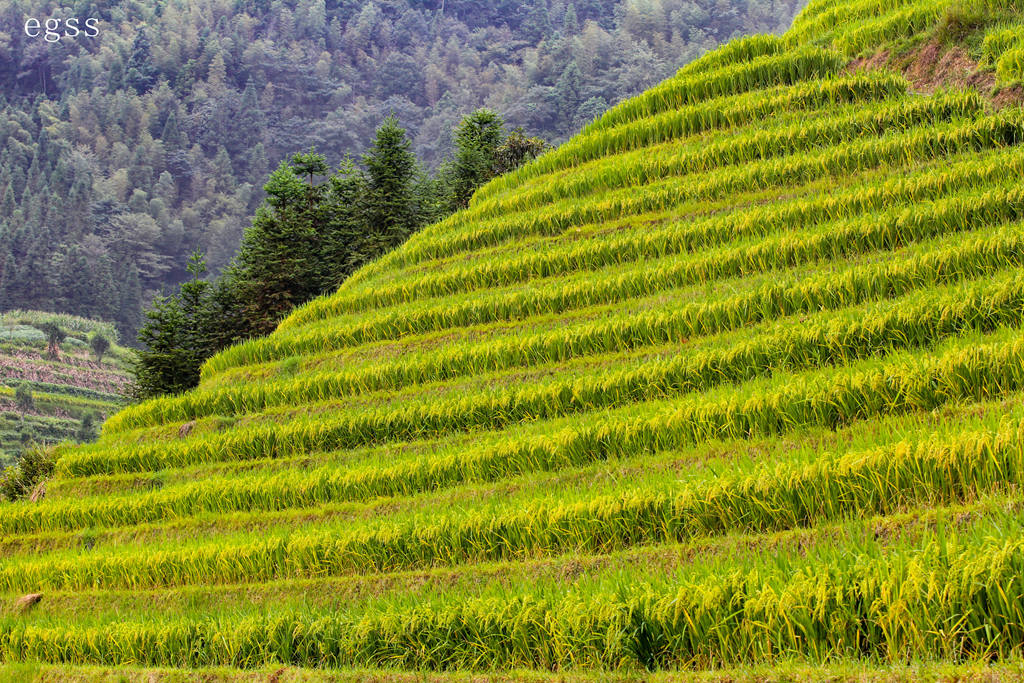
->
[[5, 1, 1024, 678], [0, 311, 129, 467]]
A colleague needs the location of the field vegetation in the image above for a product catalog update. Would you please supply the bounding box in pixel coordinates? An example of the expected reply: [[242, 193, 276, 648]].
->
[[0, 311, 129, 470], [5, 0, 1024, 679]]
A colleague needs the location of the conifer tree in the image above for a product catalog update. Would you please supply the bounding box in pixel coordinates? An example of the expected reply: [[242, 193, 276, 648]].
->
[[363, 116, 419, 249], [116, 264, 143, 343], [447, 109, 505, 210], [126, 30, 158, 93], [232, 153, 327, 335], [321, 156, 369, 286], [160, 110, 186, 151], [132, 294, 193, 399]]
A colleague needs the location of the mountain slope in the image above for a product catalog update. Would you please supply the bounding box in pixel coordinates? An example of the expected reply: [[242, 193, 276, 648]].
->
[[0, 311, 129, 467], [5, 1, 1024, 678], [0, 0, 803, 341]]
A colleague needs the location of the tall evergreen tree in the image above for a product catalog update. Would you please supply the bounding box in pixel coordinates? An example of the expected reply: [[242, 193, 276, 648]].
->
[[321, 156, 369, 287], [132, 294, 192, 399], [363, 116, 419, 250], [447, 109, 505, 210], [116, 264, 143, 343], [126, 30, 158, 93], [160, 109, 186, 151], [232, 152, 328, 335]]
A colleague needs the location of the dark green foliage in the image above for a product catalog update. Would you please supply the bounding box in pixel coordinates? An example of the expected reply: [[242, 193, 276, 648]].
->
[[36, 322, 66, 359], [131, 252, 213, 400], [13, 382, 34, 417], [0, 445, 56, 502], [132, 294, 197, 400], [363, 116, 421, 250], [132, 120, 431, 395], [446, 110, 549, 209], [131, 110, 536, 399], [448, 109, 506, 210], [75, 411, 98, 443], [89, 332, 111, 365], [224, 149, 340, 337]]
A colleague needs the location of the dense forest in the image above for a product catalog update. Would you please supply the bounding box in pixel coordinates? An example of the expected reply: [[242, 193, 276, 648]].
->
[[0, 0, 804, 342]]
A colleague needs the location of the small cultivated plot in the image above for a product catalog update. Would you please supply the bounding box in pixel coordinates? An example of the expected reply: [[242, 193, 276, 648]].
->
[[9, 2, 1024, 677], [0, 311, 130, 465]]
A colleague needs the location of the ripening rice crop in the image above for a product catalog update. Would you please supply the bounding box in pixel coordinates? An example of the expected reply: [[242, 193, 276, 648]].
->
[[9, 2, 1024, 679]]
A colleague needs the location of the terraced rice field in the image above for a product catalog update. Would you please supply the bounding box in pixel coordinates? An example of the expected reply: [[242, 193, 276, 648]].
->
[[6, 1, 1024, 679], [0, 312, 129, 465]]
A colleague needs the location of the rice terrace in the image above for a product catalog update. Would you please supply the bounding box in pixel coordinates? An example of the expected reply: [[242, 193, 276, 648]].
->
[[7, 0, 1024, 679]]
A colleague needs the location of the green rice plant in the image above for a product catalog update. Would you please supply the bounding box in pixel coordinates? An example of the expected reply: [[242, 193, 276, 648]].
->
[[31, 275, 1024, 534], [458, 93, 982, 226], [333, 151, 1024, 313], [341, 111, 1024, 291], [59, 318, 1024, 479], [675, 35, 790, 76], [223, 216, 1024, 377], [18, 8, 1024, 675], [3, 527, 1024, 670], [100, 267, 1024, 440], [578, 46, 845, 136], [980, 23, 1024, 65], [832, 1, 944, 55], [225, 189, 1024, 373], [997, 45, 1024, 82], [786, 0, 922, 43], [433, 92, 982, 242], [14, 406, 1024, 591], [472, 71, 910, 203]]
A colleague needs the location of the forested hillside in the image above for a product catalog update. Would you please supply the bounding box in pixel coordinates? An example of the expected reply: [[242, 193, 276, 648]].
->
[[0, 0, 803, 341]]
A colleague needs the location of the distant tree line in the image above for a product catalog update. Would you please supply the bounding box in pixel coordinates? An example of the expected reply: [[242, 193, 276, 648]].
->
[[131, 109, 544, 398], [0, 0, 804, 341]]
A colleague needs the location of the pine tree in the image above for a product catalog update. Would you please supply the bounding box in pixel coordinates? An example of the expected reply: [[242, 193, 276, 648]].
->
[[132, 294, 193, 399], [116, 263, 143, 342], [207, 53, 227, 91], [363, 115, 419, 249], [447, 109, 505, 210], [234, 77, 266, 157], [563, 3, 579, 33], [161, 109, 186, 151], [179, 250, 212, 365], [0, 183, 13, 218], [211, 146, 236, 193], [556, 60, 583, 129], [126, 30, 158, 93], [246, 143, 270, 184], [322, 156, 369, 287], [232, 156, 326, 335], [0, 250, 13, 309]]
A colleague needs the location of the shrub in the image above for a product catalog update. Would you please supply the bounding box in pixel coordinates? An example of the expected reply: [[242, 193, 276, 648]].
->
[[0, 445, 56, 502]]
